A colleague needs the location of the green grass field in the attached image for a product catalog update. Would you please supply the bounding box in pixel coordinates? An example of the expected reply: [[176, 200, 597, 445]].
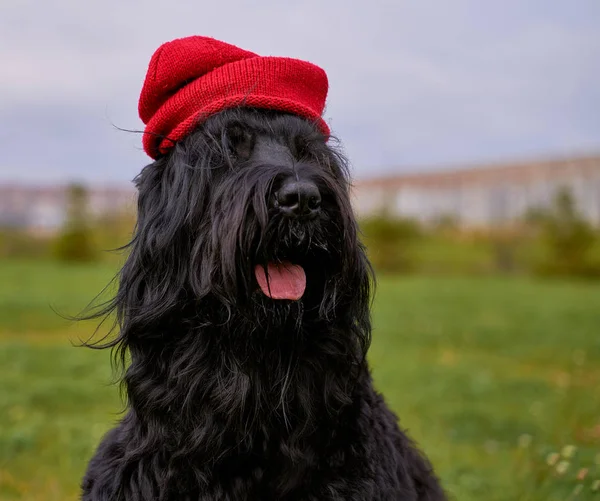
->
[[1, 260, 599, 500]]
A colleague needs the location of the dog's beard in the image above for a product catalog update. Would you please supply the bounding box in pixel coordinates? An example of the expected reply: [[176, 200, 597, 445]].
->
[[195, 205, 348, 341], [251, 218, 336, 302]]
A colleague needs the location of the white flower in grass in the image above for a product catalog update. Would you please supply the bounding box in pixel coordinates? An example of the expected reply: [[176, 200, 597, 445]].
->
[[546, 452, 560, 466], [555, 460, 570, 476], [561, 444, 576, 459]]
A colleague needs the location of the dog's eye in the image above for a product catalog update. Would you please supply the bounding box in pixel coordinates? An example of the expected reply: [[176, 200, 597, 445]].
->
[[226, 123, 255, 161], [293, 137, 310, 160]]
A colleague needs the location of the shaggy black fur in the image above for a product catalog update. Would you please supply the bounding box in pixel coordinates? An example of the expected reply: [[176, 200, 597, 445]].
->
[[81, 108, 446, 501]]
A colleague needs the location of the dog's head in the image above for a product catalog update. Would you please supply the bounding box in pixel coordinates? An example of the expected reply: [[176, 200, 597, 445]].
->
[[106, 108, 372, 362]]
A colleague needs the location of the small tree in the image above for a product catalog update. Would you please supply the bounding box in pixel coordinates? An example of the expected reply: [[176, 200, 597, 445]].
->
[[533, 188, 599, 277], [53, 183, 95, 262]]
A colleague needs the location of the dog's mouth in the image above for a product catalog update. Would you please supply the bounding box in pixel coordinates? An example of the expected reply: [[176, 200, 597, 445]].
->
[[254, 261, 306, 300]]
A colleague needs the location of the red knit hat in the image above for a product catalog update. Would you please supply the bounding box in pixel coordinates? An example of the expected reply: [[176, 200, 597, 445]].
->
[[138, 36, 330, 159]]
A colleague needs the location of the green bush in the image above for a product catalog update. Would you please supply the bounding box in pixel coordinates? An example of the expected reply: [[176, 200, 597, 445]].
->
[[0, 229, 52, 259], [360, 215, 422, 273], [530, 189, 600, 278], [52, 227, 95, 262]]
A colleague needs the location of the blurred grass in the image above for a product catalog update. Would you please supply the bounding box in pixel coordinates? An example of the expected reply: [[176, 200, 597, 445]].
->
[[0, 259, 118, 335], [1, 260, 599, 500]]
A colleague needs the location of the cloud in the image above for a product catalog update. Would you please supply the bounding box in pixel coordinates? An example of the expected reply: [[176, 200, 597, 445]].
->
[[0, 0, 598, 183]]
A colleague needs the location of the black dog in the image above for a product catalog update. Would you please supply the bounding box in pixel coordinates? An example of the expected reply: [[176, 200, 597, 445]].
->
[[81, 108, 446, 500]]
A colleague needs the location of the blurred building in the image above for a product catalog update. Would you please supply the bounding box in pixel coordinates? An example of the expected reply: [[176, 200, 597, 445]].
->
[[0, 185, 135, 233], [2, 154, 600, 232], [353, 154, 600, 227]]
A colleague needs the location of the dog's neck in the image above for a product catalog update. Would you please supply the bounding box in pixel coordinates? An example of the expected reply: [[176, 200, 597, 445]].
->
[[122, 314, 368, 460]]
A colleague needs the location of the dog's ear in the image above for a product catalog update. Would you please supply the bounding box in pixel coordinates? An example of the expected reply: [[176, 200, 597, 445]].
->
[[226, 122, 255, 161]]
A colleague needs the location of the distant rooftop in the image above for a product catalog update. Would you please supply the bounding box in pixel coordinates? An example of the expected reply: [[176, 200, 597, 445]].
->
[[354, 153, 600, 189]]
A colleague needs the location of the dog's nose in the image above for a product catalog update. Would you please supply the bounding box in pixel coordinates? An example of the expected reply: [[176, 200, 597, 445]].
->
[[275, 180, 321, 218]]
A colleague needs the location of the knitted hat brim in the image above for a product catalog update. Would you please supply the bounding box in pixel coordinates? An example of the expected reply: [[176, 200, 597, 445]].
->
[[143, 56, 330, 159]]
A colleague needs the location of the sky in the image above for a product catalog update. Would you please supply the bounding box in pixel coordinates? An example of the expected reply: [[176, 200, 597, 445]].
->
[[0, 0, 598, 185]]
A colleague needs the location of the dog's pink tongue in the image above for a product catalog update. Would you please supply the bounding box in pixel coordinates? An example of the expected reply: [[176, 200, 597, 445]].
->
[[254, 262, 306, 300]]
